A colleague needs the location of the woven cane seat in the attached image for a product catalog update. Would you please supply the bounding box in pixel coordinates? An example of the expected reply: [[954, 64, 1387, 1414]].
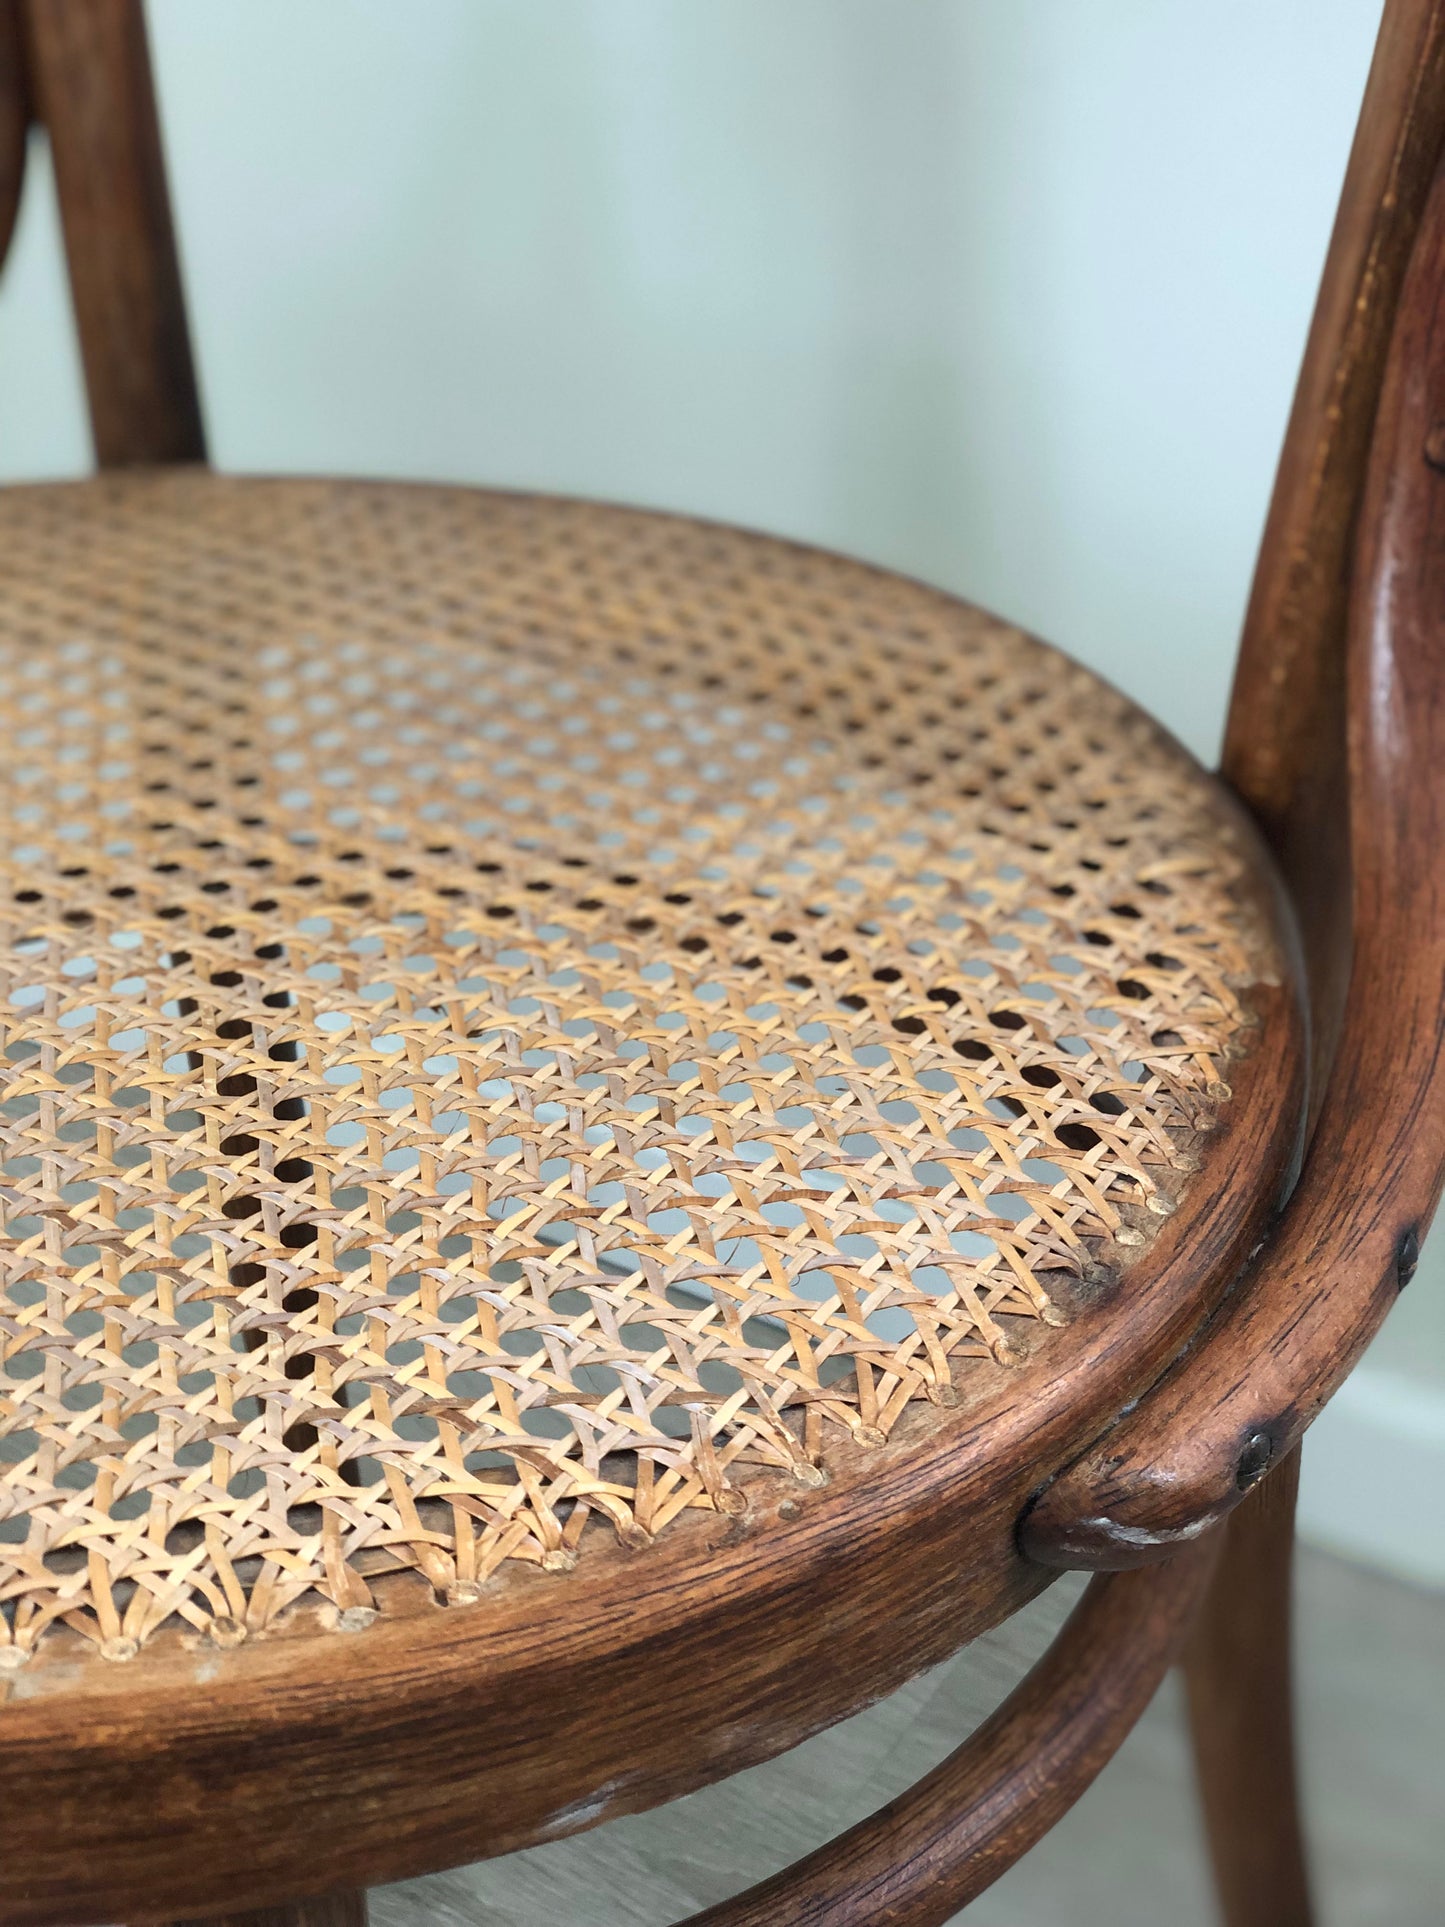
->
[[0, 472, 1293, 1674]]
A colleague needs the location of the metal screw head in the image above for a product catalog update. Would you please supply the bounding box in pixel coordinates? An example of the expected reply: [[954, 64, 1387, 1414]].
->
[[1397, 1226, 1420, 1289], [1426, 422, 1445, 471], [1235, 1429, 1275, 1490]]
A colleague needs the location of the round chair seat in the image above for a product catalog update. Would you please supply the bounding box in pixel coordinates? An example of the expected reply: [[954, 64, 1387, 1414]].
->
[[0, 473, 1303, 1921]]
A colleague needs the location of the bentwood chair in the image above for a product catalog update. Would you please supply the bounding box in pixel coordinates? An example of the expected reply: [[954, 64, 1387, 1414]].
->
[[1, 4, 1442, 1924]]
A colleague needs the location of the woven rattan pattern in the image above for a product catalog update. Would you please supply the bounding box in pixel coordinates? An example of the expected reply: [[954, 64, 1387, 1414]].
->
[[0, 475, 1274, 1662]]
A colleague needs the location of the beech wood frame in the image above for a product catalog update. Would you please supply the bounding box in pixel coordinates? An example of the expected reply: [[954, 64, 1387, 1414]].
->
[[1, 3, 1442, 1924]]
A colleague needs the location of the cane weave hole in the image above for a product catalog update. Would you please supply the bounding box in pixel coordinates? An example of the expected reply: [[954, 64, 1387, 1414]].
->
[[0, 475, 1276, 1660]]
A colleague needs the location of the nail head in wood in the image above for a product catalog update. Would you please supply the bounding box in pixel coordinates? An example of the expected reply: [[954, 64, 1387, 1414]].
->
[[1234, 1430, 1275, 1491], [1395, 1225, 1420, 1287]]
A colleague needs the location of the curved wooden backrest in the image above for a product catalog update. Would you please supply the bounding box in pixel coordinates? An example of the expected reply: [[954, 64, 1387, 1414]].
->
[[1026, 0, 1445, 1566], [1225, 0, 1445, 1108], [0, 0, 26, 273], [15, 0, 204, 465]]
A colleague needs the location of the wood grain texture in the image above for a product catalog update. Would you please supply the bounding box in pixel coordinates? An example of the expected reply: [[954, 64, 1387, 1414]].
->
[[1022, 141, 1445, 1570], [21, 0, 204, 465], [159, 1900, 368, 1927], [370, 1551, 1444, 1926], [0, 0, 26, 273], [678, 1542, 1217, 1927], [1184, 1448, 1312, 1927], [1222, 0, 1445, 1108]]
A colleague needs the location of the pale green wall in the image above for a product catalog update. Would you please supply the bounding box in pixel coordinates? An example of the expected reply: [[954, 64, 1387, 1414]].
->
[[0, 2, 1438, 1571]]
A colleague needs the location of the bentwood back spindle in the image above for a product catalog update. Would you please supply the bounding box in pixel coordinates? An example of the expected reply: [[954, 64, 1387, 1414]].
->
[[1, 5, 1442, 1924]]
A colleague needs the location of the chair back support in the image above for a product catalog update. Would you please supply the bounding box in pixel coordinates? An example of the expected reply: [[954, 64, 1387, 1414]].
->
[[1225, 0, 1445, 1111], [0, 1, 26, 269], [5, 0, 203, 464], [1025, 0, 1445, 1565]]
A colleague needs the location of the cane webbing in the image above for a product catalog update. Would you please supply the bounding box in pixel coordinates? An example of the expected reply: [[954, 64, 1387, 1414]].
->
[[0, 475, 1276, 1661]]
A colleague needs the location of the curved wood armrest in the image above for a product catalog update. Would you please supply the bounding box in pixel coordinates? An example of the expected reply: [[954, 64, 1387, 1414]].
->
[[0, 0, 28, 271], [1023, 145, 1445, 1573], [678, 1543, 1215, 1927]]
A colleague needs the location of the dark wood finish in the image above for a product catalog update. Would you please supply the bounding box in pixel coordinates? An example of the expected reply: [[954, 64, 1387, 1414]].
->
[[681, 1541, 1218, 1927], [159, 1900, 367, 1927], [0, 954, 1300, 1925], [21, 0, 205, 465], [1222, 0, 1445, 1113], [0, 0, 27, 271], [1023, 135, 1445, 1570], [1184, 1447, 1312, 1927]]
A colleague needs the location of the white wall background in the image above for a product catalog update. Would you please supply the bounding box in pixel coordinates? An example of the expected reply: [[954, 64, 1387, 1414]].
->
[[0, 0, 1438, 1584]]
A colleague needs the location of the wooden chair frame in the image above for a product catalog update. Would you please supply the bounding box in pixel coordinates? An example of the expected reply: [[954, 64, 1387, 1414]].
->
[[1, 3, 1442, 1923]]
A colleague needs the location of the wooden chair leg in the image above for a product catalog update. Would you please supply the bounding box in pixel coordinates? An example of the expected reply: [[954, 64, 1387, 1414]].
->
[[1183, 1443, 1313, 1927], [151, 1895, 367, 1927]]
